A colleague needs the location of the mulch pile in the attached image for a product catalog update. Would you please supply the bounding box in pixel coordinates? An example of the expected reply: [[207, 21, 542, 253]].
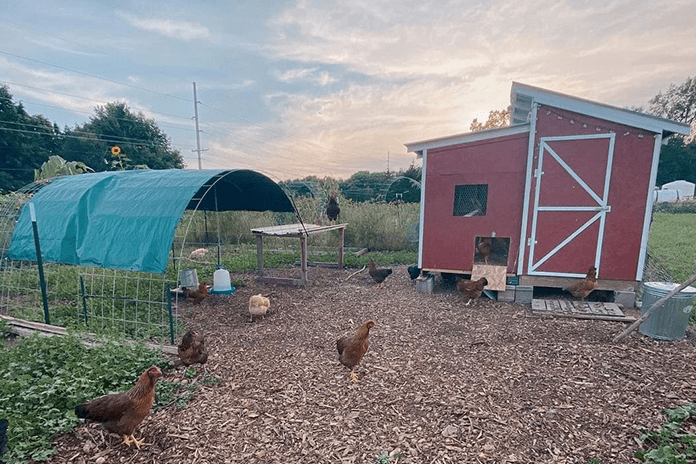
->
[[50, 265, 696, 463]]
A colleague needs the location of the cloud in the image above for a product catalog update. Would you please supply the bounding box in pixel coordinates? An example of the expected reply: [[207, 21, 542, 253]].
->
[[275, 68, 337, 86], [116, 12, 212, 41]]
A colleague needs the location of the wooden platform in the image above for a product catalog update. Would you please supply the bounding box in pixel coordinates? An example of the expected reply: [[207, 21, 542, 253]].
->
[[251, 223, 347, 286], [530, 299, 636, 322]]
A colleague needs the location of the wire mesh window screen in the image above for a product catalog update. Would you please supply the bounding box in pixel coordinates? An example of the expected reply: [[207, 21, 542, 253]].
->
[[453, 184, 488, 217]]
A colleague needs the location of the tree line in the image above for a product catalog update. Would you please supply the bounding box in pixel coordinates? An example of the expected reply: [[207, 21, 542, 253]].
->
[[0, 85, 183, 192], [2, 77, 695, 196]]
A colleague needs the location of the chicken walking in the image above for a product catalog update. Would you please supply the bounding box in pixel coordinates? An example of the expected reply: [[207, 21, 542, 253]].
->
[[563, 266, 598, 301], [457, 276, 488, 305], [368, 260, 392, 287], [75, 365, 163, 449], [337, 319, 376, 382]]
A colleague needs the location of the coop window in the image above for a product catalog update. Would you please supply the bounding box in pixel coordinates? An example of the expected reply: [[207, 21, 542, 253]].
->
[[453, 184, 488, 217]]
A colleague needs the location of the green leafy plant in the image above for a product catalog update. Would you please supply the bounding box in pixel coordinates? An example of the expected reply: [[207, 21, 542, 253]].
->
[[0, 332, 170, 463], [375, 451, 403, 464], [635, 403, 696, 463], [156, 380, 197, 410], [201, 372, 224, 386]]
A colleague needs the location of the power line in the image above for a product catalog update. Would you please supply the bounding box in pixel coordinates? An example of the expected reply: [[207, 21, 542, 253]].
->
[[0, 93, 196, 134], [0, 126, 158, 147], [0, 50, 191, 103], [0, 120, 169, 146], [0, 80, 195, 124]]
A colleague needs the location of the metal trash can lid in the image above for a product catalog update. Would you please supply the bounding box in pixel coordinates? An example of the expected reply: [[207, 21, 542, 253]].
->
[[644, 281, 696, 298]]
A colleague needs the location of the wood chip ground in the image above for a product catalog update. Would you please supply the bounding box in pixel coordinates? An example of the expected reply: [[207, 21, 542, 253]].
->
[[50, 265, 696, 464]]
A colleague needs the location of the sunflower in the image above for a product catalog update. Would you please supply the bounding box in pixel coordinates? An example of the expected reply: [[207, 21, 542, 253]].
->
[[111, 146, 121, 156]]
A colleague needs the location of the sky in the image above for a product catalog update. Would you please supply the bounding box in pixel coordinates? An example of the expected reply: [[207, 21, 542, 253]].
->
[[1, 0, 695, 182]]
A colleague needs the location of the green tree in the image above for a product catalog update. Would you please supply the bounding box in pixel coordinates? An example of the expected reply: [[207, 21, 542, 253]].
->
[[60, 102, 184, 172], [340, 171, 394, 202], [656, 136, 696, 185], [647, 77, 696, 184], [470, 108, 510, 132], [0, 85, 60, 192], [649, 76, 696, 127]]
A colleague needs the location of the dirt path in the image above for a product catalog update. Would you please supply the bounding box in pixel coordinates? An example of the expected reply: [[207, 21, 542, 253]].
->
[[51, 265, 696, 463]]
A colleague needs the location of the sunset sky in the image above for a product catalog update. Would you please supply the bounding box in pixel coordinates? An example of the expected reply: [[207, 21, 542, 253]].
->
[[1, 0, 694, 182]]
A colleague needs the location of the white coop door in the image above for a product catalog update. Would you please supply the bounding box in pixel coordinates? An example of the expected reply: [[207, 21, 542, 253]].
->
[[527, 133, 615, 277]]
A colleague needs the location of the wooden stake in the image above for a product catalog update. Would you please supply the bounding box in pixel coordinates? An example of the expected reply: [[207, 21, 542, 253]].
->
[[612, 273, 696, 343]]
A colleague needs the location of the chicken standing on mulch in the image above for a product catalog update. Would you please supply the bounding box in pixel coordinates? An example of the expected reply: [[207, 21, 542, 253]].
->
[[53, 265, 696, 464]]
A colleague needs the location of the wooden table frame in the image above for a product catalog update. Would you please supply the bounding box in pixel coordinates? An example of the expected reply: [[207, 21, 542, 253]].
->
[[251, 223, 347, 286]]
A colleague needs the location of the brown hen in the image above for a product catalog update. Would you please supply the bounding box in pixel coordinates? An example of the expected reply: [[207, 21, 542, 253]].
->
[[178, 330, 208, 366], [185, 281, 208, 305], [563, 266, 598, 301], [476, 237, 492, 264], [75, 366, 163, 449], [457, 276, 488, 305], [337, 319, 376, 382]]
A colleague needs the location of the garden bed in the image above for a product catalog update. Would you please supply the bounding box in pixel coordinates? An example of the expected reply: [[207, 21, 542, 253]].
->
[[50, 265, 696, 463]]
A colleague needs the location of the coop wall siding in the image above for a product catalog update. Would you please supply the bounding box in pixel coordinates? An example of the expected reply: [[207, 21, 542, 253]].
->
[[421, 132, 530, 272]]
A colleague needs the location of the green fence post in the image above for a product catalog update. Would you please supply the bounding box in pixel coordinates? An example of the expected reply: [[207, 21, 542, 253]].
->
[[166, 284, 174, 345], [29, 203, 50, 325], [79, 275, 88, 325]]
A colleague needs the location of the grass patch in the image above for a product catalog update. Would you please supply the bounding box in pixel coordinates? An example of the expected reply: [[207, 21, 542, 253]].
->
[[648, 212, 696, 282]]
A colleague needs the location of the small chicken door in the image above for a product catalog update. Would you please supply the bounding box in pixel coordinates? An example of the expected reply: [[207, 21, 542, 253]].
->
[[526, 133, 615, 278]]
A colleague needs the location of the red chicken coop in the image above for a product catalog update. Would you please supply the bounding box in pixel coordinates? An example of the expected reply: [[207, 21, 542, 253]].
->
[[405, 82, 691, 306]]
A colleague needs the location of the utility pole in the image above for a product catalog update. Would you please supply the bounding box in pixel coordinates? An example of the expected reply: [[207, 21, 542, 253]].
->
[[192, 82, 207, 169], [387, 151, 390, 174]]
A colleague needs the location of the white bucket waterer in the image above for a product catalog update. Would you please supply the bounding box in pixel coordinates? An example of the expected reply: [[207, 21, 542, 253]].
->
[[210, 265, 235, 294]]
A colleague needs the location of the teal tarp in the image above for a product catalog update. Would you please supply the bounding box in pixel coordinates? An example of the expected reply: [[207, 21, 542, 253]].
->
[[8, 169, 294, 274]]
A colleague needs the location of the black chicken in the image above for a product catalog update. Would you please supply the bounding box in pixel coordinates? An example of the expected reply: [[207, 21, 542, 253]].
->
[[326, 192, 340, 222], [407, 265, 421, 280], [368, 260, 392, 287]]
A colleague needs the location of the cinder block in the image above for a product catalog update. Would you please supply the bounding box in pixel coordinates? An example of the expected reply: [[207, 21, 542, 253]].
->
[[415, 275, 435, 294], [515, 285, 534, 304], [614, 290, 636, 308], [498, 285, 516, 303]]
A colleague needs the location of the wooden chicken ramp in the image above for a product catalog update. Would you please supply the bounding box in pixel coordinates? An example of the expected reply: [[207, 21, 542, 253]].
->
[[530, 299, 636, 322]]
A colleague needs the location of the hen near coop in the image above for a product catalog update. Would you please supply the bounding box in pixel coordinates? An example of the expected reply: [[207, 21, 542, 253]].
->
[[563, 266, 598, 301], [476, 237, 492, 264], [457, 276, 489, 305], [249, 294, 271, 322], [407, 265, 421, 280], [185, 281, 209, 305], [368, 260, 392, 287], [326, 192, 340, 222], [336, 319, 376, 382], [178, 330, 208, 366], [75, 365, 163, 449]]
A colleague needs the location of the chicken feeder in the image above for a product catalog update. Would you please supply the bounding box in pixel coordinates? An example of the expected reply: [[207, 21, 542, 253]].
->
[[210, 265, 235, 295], [639, 282, 696, 340], [179, 268, 199, 289]]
